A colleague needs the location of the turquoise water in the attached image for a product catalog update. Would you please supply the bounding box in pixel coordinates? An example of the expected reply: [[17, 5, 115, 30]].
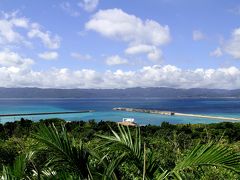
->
[[0, 98, 240, 125]]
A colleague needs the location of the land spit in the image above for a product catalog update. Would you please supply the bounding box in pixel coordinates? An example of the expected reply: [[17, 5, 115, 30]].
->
[[0, 110, 94, 117], [113, 107, 240, 121]]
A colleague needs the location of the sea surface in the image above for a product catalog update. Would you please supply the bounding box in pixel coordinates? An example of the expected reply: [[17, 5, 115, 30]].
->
[[0, 98, 240, 125]]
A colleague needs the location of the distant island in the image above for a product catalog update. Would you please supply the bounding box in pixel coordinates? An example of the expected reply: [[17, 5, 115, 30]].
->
[[0, 87, 240, 98]]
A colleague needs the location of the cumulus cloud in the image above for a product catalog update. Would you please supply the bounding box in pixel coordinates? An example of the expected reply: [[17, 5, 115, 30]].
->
[[193, 30, 206, 41], [0, 11, 61, 49], [0, 50, 33, 69], [79, 0, 99, 12], [224, 28, 240, 59], [28, 23, 61, 49], [86, 9, 170, 62], [86, 8, 170, 45], [38, 51, 58, 60], [105, 55, 128, 66], [0, 64, 239, 89], [0, 12, 29, 45], [125, 44, 163, 62], [71, 52, 92, 60]]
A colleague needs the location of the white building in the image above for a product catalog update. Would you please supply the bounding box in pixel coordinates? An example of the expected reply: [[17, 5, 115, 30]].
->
[[122, 118, 135, 123]]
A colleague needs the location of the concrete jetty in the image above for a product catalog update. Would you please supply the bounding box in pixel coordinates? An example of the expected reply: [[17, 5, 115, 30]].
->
[[113, 107, 240, 121], [0, 110, 94, 117], [113, 107, 174, 116]]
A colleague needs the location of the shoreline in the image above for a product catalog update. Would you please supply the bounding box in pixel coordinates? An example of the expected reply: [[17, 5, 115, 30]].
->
[[174, 113, 240, 121]]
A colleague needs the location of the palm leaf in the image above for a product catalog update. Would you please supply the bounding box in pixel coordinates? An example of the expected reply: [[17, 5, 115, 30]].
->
[[97, 125, 161, 179], [32, 124, 91, 179], [1, 152, 33, 180], [171, 142, 240, 179], [97, 125, 142, 160]]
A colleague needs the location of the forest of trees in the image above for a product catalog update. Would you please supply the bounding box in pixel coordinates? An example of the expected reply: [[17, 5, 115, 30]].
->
[[1, 118, 240, 179]]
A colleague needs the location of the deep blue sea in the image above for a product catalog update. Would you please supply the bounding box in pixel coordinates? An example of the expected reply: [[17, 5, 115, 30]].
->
[[1, 98, 240, 125]]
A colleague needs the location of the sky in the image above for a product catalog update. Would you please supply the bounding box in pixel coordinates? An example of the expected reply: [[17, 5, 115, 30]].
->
[[0, 0, 240, 89]]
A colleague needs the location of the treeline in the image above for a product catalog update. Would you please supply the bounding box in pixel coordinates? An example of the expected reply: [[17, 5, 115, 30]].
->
[[1, 118, 240, 179]]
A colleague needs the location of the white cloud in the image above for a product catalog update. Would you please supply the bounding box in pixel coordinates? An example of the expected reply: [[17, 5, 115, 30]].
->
[[125, 44, 155, 55], [60, 2, 80, 17], [38, 51, 58, 60], [79, 0, 99, 12], [0, 65, 240, 89], [71, 52, 92, 60], [193, 30, 206, 41], [0, 11, 61, 49], [224, 28, 240, 59], [125, 44, 163, 62], [210, 47, 223, 57], [86, 9, 170, 62], [10, 17, 29, 28], [0, 50, 33, 69], [147, 48, 162, 62], [86, 9, 170, 45], [28, 23, 61, 49], [105, 55, 128, 66], [0, 12, 29, 44]]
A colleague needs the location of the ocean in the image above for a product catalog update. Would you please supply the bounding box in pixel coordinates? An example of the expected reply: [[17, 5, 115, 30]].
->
[[1, 98, 240, 125]]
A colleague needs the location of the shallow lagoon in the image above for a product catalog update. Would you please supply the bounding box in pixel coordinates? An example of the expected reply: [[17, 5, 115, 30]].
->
[[1, 98, 240, 125]]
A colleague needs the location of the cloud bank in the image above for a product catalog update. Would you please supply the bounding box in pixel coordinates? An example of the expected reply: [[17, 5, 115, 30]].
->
[[0, 50, 239, 89]]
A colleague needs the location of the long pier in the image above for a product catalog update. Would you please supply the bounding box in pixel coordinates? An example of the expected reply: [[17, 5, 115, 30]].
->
[[113, 107, 240, 121], [113, 107, 174, 115], [0, 110, 94, 117]]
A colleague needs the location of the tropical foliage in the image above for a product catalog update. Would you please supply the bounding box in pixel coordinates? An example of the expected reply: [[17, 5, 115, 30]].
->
[[1, 118, 240, 179]]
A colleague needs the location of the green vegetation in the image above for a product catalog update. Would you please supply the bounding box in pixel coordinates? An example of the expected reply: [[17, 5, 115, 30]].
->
[[1, 118, 240, 179]]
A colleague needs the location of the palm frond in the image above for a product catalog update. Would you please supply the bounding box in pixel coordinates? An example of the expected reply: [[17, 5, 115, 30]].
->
[[155, 170, 169, 180], [97, 125, 142, 160], [1, 152, 33, 180], [97, 125, 161, 179], [172, 142, 240, 178], [32, 124, 91, 179], [102, 153, 126, 180]]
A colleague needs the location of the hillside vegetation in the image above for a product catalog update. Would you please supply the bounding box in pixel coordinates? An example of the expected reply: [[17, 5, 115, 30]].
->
[[1, 118, 240, 179]]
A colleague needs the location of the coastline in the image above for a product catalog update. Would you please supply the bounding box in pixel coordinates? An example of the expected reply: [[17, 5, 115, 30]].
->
[[174, 113, 240, 121]]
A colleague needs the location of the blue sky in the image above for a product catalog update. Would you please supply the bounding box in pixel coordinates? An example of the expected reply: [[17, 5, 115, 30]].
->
[[0, 0, 240, 89]]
